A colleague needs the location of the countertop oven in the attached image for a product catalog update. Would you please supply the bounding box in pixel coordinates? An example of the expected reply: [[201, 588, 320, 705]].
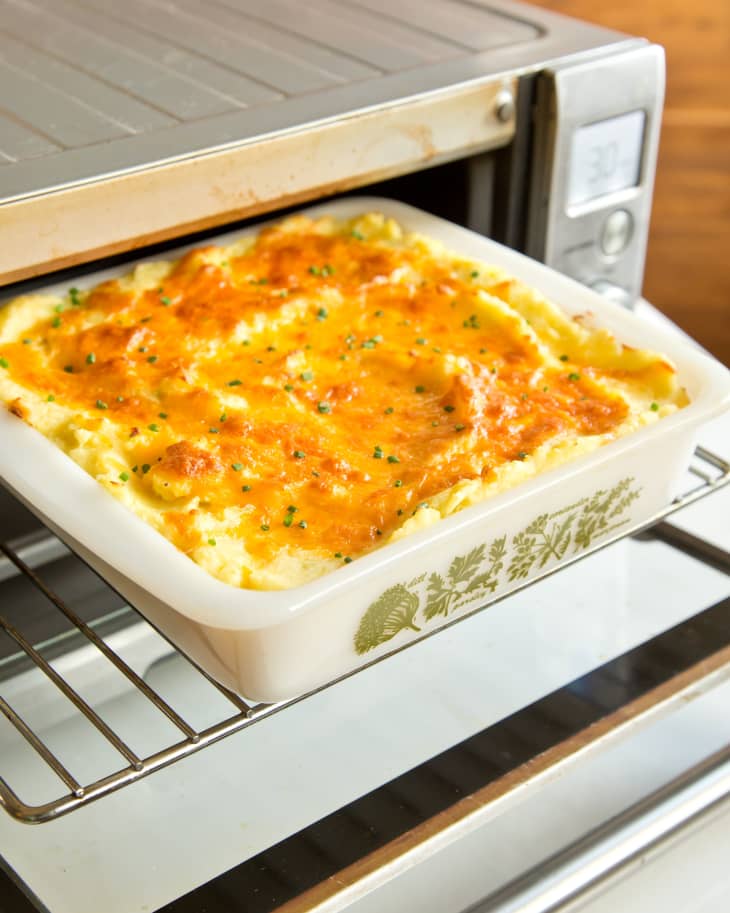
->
[[1, 2, 728, 912]]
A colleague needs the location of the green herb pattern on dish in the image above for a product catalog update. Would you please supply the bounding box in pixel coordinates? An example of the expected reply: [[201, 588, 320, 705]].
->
[[354, 477, 642, 654]]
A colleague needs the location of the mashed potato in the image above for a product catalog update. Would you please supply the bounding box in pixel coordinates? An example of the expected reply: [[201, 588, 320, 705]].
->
[[0, 213, 687, 589]]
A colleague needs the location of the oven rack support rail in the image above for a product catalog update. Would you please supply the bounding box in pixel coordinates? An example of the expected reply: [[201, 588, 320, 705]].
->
[[1, 445, 728, 825]]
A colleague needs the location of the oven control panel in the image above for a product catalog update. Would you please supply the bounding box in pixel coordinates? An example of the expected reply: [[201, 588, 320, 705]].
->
[[526, 44, 665, 307]]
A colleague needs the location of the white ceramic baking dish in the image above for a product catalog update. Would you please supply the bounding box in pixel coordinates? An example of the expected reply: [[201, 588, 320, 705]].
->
[[2, 198, 729, 703]]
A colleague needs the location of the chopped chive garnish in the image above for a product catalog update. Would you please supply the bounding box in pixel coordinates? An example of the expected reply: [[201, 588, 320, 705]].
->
[[415, 385, 426, 393], [86, 352, 96, 364], [96, 399, 107, 410], [293, 450, 306, 459], [209, 427, 219, 434], [416, 337, 426, 345], [322, 264, 334, 276], [283, 514, 294, 527], [219, 413, 227, 422], [375, 310, 384, 317], [443, 405, 455, 413], [300, 371, 313, 382], [132, 465, 138, 473], [462, 314, 480, 329], [119, 471, 129, 482], [242, 484, 252, 491], [479, 348, 488, 354], [298, 520, 307, 529], [455, 423, 466, 431], [158, 412, 168, 419], [384, 406, 394, 414], [344, 556, 353, 564], [351, 230, 364, 240], [69, 287, 81, 306], [311, 470, 320, 477], [521, 393, 529, 401], [116, 396, 125, 402], [287, 505, 298, 513], [518, 451, 528, 460], [543, 386, 549, 392], [231, 462, 243, 472], [308, 265, 320, 276], [0, 357, 8, 369], [373, 445, 383, 459], [394, 479, 403, 487], [227, 379, 242, 386], [317, 401, 331, 414], [284, 383, 294, 392], [54, 304, 64, 314], [397, 508, 404, 515], [339, 354, 347, 361], [650, 402, 660, 411], [51, 316, 62, 328], [147, 355, 158, 364], [241, 340, 251, 346], [470, 270, 479, 278], [138, 346, 147, 353], [316, 307, 328, 321], [334, 551, 343, 558], [568, 372, 581, 382], [208, 538, 217, 546], [260, 524, 270, 531], [22, 338, 32, 345], [142, 464, 151, 474], [559, 354, 569, 361], [432, 420, 439, 426], [387, 454, 400, 464], [47, 394, 55, 402], [266, 346, 276, 352], [432, 346, 442, 353], [148, 423, 159, 431], [160, 296, 171, 306]]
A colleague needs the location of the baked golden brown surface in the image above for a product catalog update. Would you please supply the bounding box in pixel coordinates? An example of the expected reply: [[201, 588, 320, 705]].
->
[[0, 213, 687, 589]]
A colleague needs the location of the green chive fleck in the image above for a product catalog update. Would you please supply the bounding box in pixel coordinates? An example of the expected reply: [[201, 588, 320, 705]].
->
[[119, 471, 129, 482], [443, 405, 455, 413], [209, 427, 219, 434], [317, 401, 331, 414], [344, 556, 353, 564], [415, 385, 426, 393], [22, 338, 32, 345], [219, 413, 227, 422], [96, 399, 107, 410], [387, 454, 400, 464], [470, 270, 479, 278], [86, 352, 96, 365], [559, 354, 569, 361], [147, 355, 158, 364], [284, 383, 294, 392], [283, 514, 294, 527], [298, 520, 307, 529], [334, 551, 343, 558], [416, 337, 426, 345], [148, 423, 159, 431], [51, 316, 62, 328], [568, 372, 581, 382], [650, 402, 660, 411], [242, 484, 252, 491], [227, 379, 242, 386], [69, 287, 81, 306], [287, 505, 298, 513], [142, 464, 151, 474], [455, 423, 466, 431], [260, 524, 270, 531], [351, 230, 364, 240], [158, 412, 168, 419], [208, 538, 217, 546], [316, 307, 328, 321], [160, 296, 172, 306], [518, 451, 528, 460], [0, 357, 8, 369], [373, 445, 383, 459], [293, 450, 306, 459], [394, 479, 403, 487], [231, 463, 243, 472], [384, 406, 394, 414], [47, 394, 55, 402], [300, 371, 313, 382]]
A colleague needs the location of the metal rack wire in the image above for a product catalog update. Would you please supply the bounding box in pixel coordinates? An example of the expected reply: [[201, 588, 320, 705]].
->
[[1, 445, 728, 825]]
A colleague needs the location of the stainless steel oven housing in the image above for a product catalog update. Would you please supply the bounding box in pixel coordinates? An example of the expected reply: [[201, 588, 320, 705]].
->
[[0, 1, 662, 310]]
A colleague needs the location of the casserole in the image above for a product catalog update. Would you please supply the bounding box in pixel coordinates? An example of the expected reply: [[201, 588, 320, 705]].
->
[[1, 198, 729, 702]]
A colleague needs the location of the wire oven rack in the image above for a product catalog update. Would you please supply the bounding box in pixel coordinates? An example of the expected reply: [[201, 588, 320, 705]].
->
[[1, 445, 728, 825]]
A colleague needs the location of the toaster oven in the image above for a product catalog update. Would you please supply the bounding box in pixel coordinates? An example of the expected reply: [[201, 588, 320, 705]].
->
[[1, 2, 728, 912]]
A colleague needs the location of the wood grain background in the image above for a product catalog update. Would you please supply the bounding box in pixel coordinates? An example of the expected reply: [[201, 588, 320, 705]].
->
[[530, 0, 730, 365]]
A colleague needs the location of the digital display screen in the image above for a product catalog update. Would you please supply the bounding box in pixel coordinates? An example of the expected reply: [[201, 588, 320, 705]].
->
[[567, 110, 646, 207]]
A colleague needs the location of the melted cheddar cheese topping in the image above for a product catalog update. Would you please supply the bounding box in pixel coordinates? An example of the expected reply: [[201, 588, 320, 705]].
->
[[0, 213, 687, 589]]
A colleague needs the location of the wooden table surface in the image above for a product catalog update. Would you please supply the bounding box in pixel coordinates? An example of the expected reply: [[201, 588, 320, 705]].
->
[[530, 0, 730, 367]]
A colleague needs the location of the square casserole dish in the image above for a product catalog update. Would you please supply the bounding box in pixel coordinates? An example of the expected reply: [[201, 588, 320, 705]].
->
[[1, 197, 729, 703]]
